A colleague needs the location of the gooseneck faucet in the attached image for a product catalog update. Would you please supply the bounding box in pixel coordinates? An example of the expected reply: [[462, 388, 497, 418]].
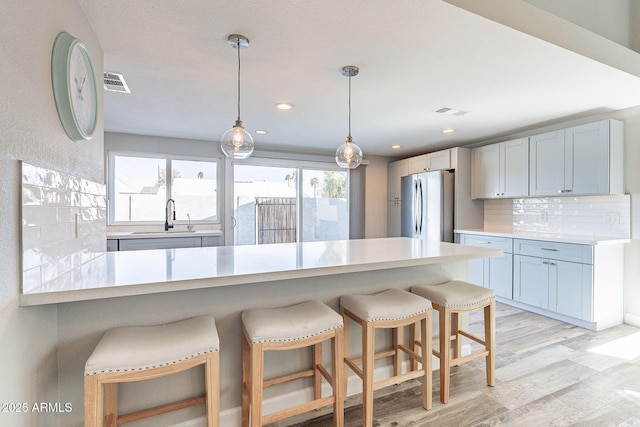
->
[[165, 198, 176, 231]]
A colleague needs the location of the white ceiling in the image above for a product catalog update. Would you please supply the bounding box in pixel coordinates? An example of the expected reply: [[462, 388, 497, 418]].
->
[[78, 0, 640, 158]]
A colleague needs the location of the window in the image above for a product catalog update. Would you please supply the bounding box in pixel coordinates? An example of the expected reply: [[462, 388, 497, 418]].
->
[[109, 153, 218, 224], [233, 164, 348, 245]]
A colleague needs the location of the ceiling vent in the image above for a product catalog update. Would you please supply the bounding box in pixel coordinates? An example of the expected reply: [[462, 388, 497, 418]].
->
[[435, 107, 468, 117], [103, 72, 131, 93]]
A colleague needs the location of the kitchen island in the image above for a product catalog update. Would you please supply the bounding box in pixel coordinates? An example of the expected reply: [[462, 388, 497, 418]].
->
[[38, 238, 500, 427]]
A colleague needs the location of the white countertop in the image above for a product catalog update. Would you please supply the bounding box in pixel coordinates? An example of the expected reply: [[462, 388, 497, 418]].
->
[[455, 229, 630, 245], [20, 237, 501, 306], [108, 230, 223, 239]]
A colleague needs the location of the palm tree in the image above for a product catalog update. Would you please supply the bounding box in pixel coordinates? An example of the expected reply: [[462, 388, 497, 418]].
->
[[310, 177, 319, 197], [285, 172, 296, 187]]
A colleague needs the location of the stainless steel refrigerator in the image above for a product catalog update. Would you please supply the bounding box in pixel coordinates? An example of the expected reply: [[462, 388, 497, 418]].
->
[[401, 170, 454, 242]]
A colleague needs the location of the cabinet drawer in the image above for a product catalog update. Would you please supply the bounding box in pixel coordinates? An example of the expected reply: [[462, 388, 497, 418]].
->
[[460, 234, 512, 253], [514, 239, 592, 264]]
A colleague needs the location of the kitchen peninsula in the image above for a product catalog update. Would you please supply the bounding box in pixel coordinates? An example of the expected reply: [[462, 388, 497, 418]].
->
[[24, 237, 500, 427], [21, 237, 500, 306]]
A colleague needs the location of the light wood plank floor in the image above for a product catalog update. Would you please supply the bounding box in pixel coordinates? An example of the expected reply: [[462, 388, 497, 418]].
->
[[271, 303, 640, 427]]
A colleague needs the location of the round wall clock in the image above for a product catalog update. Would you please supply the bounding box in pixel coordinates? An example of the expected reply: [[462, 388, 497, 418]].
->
[[51, 32, 98, 142]]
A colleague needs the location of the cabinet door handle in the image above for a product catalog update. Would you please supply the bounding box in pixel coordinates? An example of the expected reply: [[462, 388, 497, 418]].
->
[[542, 261, 549, 265], [549, 262, 557, 266], [541, 248, 558, 251]]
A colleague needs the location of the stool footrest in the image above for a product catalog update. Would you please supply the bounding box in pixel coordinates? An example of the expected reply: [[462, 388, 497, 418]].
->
[[264, 368, 315, 388], [451, 350, 489, 367], [458, 330, 485, 346], [117, 395, 205, 425], [262, 395, 335, 425], [373, 369, 427, 392]]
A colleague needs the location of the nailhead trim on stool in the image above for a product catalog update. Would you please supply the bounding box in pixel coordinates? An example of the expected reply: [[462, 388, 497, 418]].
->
[[241, 300, 344, 427], [84, 316, 220, 427], [340, 289, 433, 427], [412, 281, 495, 404]]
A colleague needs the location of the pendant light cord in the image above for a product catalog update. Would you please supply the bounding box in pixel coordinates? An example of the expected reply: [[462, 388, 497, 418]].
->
[[348, 73, 352, 138], [236, 39, 241, 121]]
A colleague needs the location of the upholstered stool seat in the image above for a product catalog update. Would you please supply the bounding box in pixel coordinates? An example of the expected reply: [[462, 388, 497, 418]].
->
[[84, 316, 220, 427], [411, 280, 495, 404], [340, 289, 433, 427], [242, 300, 344, 427]]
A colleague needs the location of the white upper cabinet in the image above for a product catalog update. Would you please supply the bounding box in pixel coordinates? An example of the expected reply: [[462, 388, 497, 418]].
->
[[407, 149, 451, 174], [529, 120, 624, 196], [471, 138, 529, 199]]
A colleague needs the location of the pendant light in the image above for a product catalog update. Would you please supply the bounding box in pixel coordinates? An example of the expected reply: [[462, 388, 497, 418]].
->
[[221, 34, 254, 159], [335, 65, 363, 169]]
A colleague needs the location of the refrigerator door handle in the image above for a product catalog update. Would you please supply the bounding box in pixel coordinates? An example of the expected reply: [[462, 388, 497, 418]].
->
[[418, 179, 424, 234], [413, 179, 418, 237]]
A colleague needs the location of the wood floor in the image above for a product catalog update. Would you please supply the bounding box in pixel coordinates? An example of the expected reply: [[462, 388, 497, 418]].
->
[[271, 303, 640, 427]]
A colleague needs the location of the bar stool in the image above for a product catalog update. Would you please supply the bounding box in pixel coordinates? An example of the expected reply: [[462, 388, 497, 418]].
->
[[340, 289, 432, 427], [411, 280, 495, 404], [84, 316, 220, 427], [241, 300, 344, 427]]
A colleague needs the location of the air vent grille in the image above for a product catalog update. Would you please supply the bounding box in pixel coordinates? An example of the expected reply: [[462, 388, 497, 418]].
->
[[435, 107, 468, 116], [103, 72, 131, 93]]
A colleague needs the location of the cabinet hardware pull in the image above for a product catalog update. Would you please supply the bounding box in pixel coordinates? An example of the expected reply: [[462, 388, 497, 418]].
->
[[541, 248, 558, 251], [542, 261, 549, 265], [549, 262, 557, 266]]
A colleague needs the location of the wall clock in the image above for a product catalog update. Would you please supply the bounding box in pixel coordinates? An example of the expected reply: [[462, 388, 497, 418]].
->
[[51, 32, 98, 142]]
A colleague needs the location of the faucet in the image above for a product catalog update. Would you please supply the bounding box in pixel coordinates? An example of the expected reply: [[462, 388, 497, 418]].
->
[[165, 198, 175, 231], [187, 213, 194, 231]]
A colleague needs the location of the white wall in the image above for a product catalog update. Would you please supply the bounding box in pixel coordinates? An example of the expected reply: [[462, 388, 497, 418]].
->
[[525, 0, 633, 49], [0, 1, 103, 426]]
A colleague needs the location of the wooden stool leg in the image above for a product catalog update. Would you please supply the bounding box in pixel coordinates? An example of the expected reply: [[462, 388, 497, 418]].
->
[[394, 326, 403, 377], [242, 333, 250, 427], [409, 321, 418, 372], [362, 321, 375, 427], [103, 382, 118, 427], [332, 328, 345, 427], [84, 375, 102, 427], [250, 341, 265, 427], [206, 351, 220, 427], [420, 316, 432, 410], [452, 312, 462, 361], [485, 300, 496, 387], [340, 307, 350, 399], [439, 306, 451, 404], [314, 342, 323, 400]]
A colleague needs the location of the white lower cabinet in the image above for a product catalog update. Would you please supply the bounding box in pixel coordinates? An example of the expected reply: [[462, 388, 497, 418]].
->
[[514, 254, 592, 321], [114, 235, 222, 251], [458, 232, 623, 331], [460, 234, 513, 299]]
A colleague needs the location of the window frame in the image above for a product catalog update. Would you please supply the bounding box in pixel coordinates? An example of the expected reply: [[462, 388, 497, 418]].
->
[[226, 155, 349, 245], [107, 151, 221, 226]]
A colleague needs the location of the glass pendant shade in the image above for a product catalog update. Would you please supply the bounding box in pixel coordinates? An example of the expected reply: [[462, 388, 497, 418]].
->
[[335, 135, 363, 169], [221, 119, 254, 159]]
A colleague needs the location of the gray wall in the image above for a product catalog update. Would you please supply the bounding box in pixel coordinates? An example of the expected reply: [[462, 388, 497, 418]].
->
[[0, 1, 103, 426]]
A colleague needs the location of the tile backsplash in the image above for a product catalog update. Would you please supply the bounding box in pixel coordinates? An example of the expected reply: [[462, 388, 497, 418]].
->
[[21, 162, 106, 293], [484, 194, 631, 237]]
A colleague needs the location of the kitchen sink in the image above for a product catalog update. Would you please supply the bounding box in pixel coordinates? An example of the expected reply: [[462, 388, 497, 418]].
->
[[132, 230, 197, 234]]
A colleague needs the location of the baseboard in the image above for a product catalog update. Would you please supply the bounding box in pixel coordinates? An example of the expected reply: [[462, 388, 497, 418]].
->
[[624, 312, 640, 327]]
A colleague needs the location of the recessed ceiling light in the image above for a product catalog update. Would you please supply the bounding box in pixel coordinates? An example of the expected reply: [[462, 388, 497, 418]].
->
[[442, 128, 455, 134], [255, 130, 268, 135], [275, 103, 293, 110], [391, 144, 402, 149]]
